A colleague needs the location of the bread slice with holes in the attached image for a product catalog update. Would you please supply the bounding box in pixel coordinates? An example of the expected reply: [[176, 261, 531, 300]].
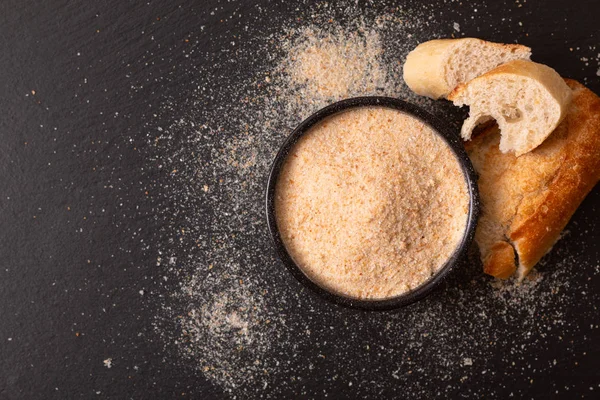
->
[[465, 79, 600, 280], [403, 38, 531, 100], [450, 60, 573, 156]]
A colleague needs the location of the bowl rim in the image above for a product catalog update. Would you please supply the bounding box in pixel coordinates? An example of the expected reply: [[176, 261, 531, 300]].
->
[[265, 96, 480, 311]]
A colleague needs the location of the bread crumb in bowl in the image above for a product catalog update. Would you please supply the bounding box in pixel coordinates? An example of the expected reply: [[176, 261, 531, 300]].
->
[[275, 106, 470, 300]]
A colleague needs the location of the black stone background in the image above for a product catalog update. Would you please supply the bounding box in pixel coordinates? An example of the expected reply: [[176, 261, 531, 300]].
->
[[1, 0, 599, 399]]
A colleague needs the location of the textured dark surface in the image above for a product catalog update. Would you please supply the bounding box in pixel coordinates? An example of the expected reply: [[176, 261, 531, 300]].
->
[[1, 0, 599, 399]]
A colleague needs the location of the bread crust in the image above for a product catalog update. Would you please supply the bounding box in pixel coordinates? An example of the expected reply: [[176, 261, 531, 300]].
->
[[467, 80, 600, 279], [512, 80, 600, 278], [483, 241, 517, 279], [403, 39, 456, 100], [403, 38, 530, 100]]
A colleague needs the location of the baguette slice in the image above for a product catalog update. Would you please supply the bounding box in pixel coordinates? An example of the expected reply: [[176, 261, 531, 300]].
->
[[403, 38, 531, 99], [465, 79, 600, 280], [450, 60, 573, 156]]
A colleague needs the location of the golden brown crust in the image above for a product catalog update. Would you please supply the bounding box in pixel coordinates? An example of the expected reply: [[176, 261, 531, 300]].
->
[[482, 241, 517, 279], [467, 79, 600, 279], [447, 83, 465, 101], [511, 80, 600, 277]]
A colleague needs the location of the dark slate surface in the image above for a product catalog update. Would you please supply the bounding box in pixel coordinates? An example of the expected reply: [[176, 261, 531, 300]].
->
[[1, 0, 599, 398]]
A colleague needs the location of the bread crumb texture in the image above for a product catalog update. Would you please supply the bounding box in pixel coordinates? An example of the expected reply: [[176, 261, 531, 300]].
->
[[276, 107, 469, 299]]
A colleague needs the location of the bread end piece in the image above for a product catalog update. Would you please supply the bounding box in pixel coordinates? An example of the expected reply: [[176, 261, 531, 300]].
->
[[403, 38, 531, 100], [451, 59, 573, 156]]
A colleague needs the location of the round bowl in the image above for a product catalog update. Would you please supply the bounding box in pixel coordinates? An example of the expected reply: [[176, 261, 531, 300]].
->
[[265, 97, 479, 311]]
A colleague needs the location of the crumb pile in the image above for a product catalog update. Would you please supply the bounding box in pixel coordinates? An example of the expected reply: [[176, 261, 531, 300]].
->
[[149, 2, 600, 398], [282, 26, 390, 104], [276, 107, 469, 299]]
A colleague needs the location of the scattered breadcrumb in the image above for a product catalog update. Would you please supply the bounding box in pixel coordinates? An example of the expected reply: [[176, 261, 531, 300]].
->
[[148, 1, 600, 398]]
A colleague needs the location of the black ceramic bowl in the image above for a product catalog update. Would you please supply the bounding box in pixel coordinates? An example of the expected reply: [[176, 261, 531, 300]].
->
[[266, 97, 479, 311]]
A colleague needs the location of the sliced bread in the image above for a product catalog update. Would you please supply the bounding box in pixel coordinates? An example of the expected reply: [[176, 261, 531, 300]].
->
[[465, 79, 600, 280], [449, 59, 572, 156], [403, 38, 531, 100]]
